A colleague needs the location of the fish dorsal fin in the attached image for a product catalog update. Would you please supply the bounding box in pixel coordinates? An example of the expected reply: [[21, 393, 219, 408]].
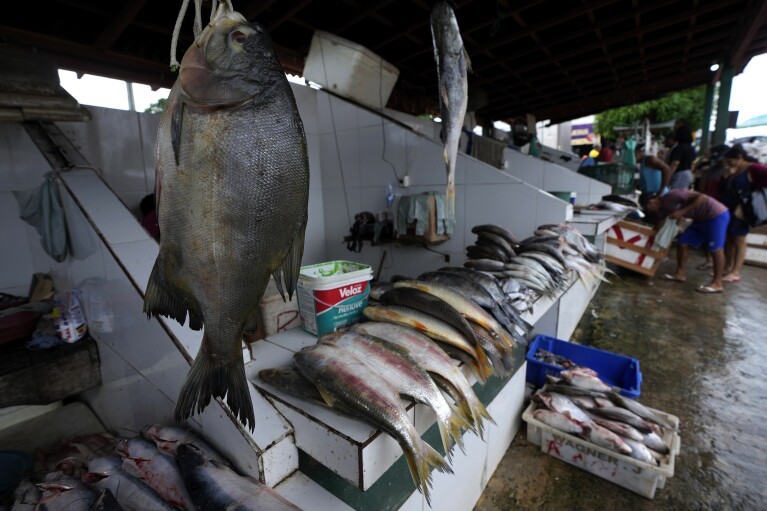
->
[[170, 100, 184, 166]]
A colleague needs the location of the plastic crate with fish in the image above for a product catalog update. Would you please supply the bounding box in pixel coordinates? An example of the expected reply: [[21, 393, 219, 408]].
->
[[522, 402, 680, 499], [526, 335, 642, 398], [580, 162, 635, 195], [605, 219, 669, 276]]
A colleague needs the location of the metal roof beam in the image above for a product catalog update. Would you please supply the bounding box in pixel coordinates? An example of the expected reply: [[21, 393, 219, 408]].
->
[[93, 0, 147, 51]]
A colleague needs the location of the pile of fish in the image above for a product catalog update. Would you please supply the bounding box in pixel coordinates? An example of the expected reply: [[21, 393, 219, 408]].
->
[[4, 426, 301, 511], [534, 347, 586, 371], [532, 369, 677, 466], [463, 223, 607, 311]]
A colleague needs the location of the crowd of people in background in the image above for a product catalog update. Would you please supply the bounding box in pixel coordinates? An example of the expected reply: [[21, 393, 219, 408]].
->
[[634, 122, 767, 294]]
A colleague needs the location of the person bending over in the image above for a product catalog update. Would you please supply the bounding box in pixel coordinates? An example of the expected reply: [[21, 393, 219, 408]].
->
[[642, 189, 729, 294]]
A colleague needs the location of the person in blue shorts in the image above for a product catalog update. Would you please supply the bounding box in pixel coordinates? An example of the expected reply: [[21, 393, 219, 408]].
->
[[641, 189, 729, 293]]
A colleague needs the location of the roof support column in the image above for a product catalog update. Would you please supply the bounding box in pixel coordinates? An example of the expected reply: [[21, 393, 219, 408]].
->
[[699, 80, 715, 154], [713, 65, 734, 146]]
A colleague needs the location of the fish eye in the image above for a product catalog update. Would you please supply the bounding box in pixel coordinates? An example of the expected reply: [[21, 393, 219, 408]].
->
[[230, 30, 247, 45]]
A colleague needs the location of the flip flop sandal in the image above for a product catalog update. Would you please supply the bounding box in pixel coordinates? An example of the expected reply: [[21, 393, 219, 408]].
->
[[696, 285, 723, 294], [696, 263, 713, 270], [722, 276, 741, 283], [660, 273, 685, 282]]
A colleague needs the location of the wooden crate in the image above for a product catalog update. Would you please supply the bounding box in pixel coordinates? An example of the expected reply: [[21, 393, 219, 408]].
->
[[605, 220, 669, 276]]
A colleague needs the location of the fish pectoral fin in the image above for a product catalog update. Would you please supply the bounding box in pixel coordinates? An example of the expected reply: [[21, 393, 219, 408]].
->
[[315, 385, 339, 408], [440, 84, 450, 110], [278, 215, 308, 300], [143, 256, 203, 330]]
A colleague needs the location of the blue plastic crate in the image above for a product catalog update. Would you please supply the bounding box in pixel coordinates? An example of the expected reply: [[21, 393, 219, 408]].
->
[[526, 335, 642, 398]]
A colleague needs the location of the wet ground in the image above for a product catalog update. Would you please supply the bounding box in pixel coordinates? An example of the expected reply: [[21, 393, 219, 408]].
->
[[475, 254, 767, 511]]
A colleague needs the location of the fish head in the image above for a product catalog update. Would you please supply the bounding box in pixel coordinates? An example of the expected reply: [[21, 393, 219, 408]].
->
[[177, 442, 209, 471], [179, 4, 279, 106], [430, 2, 462, 54]]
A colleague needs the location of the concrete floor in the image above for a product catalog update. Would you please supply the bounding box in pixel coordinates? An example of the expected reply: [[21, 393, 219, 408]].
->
[[475, 255, 767, 511]]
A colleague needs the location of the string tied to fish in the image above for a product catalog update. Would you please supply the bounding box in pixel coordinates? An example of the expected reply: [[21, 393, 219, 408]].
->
[[169, 0, 235, 72]]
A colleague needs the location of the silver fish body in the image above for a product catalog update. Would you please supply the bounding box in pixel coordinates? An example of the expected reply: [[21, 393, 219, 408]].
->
[[536, 391, 592, 424], [587, 415, 644, 442], [293, 343, 451, 505], [90, 468, 176, 511], [621, 437, 657, 465], [608, 392, 677, 431], [560, 369, 613, 393], [117, 437, 196, 510], [362, 305, 492, 380], [430, 0, 469, 227], [320, 331, 469, 454], [587, 406, 653, 433], [177, 444, 301, 511], [582, 423, 633, 455], [144, 4, 309, 429], [642, 431, 670, 455], [352, 321, 494, 434], [533, 409, 589, 436]]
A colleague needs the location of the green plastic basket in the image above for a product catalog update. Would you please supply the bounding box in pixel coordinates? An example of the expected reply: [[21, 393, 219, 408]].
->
[[580, 162, 636, 195]]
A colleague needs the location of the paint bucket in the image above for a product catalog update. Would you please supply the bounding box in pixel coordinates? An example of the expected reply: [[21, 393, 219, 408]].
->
[[296, 261, 373, 336]]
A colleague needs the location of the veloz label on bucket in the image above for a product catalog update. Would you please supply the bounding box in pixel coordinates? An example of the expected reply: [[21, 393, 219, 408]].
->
[[297, 280, 371, 336]]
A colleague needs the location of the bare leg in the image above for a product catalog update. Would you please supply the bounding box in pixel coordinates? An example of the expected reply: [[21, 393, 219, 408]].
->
[[723, 235, 747, 280], [674, 244, 689, 281], [708, 249, 725, 291], [723, 236, 735, 274]]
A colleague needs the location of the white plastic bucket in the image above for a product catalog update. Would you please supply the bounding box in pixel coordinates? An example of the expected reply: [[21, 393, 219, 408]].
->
[[296, 261, 373, 336]]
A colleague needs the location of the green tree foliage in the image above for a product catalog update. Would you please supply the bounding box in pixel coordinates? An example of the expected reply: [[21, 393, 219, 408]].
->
[[144, 98, 167, 114], [595, 86, 706, 138]]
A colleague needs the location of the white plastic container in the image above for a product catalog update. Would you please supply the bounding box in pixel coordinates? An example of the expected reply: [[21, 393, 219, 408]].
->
[[303, 30, 399, 110], [522, 402, 680, 499], [260, 278, 300, 337], [296, 261, 373, 337]]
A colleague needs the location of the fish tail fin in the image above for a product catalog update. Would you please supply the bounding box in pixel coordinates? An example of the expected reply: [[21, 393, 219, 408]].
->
[[402, 448, 430, 505], [404, 440, 450, 507], [446, 403, 469, 454], [275, 215, 307, 301], [449, 395, 476, 433], [472, 396, 496, 429], [473, 345, 493, 382], [435, 417, 453, 457], [174, 333, 255, 430]]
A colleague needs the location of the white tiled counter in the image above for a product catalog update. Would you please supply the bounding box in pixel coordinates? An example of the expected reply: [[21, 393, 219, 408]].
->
[[568, 210, 628, 254]]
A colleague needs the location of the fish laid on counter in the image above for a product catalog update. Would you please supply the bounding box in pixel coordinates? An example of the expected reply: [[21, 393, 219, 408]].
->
[[320, 331, 472, 454], [142, 425, 231, 468], [363, 304, 493, 381], [430, 0, 469, 228], [394, 280, 517, 352], [143, 3, 310, 429], [85, 460, 177, 511], [293, 343, 451, 505], [117, 437, 195, 510], [352, 321, 494, 434], [177, 444, 301, 511]]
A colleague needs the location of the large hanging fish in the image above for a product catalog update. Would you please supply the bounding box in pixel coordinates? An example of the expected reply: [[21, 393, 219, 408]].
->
[[144, 4, 309, 430], [430, 1, 470, 231]]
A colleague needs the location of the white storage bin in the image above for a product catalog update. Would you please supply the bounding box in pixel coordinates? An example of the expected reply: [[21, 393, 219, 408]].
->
[[303, 30, 399, 110]]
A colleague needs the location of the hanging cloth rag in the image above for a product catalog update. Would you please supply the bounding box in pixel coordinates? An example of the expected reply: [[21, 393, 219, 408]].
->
[[13, 172, 68, 262]]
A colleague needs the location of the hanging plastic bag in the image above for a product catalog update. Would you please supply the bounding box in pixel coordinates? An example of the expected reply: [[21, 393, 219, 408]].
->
[[13, 172, 67, 262], [652, 217, 679, 251]]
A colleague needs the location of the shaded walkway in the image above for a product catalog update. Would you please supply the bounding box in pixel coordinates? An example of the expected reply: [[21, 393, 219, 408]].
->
[[475, 255, 767, 510]]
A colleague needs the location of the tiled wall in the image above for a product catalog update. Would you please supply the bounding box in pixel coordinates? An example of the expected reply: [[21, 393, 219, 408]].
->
[[313, 90, 571, 280], [503, 149, 612, 206]]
